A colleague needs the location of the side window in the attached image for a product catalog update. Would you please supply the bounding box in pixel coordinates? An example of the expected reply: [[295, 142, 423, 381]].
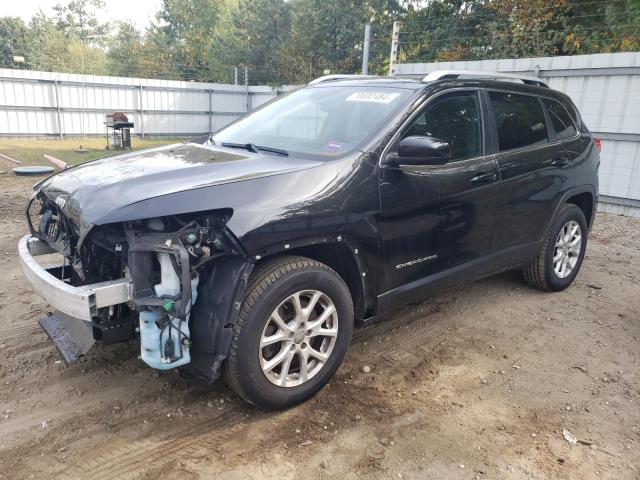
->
[[565, 101, 581, 128], [489, 91, 548, 151], [402, 93, 483, 162], [543, 98, 577, 140]]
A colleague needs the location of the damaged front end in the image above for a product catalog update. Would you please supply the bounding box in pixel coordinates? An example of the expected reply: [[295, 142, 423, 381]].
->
[[21, 191, 252, 382]]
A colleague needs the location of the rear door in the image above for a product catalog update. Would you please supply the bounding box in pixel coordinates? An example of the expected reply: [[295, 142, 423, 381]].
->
[[487, 90, 574, 263], [378, 89, 501, 308]]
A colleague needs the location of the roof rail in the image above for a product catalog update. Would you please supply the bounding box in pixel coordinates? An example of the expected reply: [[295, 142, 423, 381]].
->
[[422, 70, 548, 87], [308, 74, 379, 85]]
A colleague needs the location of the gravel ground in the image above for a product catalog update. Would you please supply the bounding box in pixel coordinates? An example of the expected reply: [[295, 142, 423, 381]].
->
[[0, 174, 638, 480]]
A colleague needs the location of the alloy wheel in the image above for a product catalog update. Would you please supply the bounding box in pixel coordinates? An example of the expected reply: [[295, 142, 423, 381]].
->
[[259, 290, 338, 387], [553, 220, 582, 279]]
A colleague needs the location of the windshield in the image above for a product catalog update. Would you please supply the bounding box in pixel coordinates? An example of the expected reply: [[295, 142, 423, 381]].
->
[[211, 86, 416, 158]]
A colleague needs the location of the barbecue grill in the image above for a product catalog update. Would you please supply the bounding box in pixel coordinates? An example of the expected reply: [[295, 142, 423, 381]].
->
[[104, 112, 134, 149]]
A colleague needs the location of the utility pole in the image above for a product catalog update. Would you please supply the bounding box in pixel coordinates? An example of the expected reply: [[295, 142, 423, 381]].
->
[[388, 21, 401, 76], [362, 24, 371, 75], [234, 67, 238, 85]]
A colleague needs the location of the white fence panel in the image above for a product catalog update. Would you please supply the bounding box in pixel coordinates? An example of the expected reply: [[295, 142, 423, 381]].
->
[[0, 68, 296, 137]]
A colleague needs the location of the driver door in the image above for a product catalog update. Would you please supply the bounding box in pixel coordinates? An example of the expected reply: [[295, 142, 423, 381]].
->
[[377, 90, 501, 311]]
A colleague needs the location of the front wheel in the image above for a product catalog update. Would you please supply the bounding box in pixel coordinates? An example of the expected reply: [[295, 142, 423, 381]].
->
[[523, 203, 588, 292], [224, 256, 353, 409]]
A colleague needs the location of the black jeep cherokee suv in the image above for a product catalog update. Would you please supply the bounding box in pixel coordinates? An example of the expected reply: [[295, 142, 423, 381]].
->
[[19, 72, 599, 409]]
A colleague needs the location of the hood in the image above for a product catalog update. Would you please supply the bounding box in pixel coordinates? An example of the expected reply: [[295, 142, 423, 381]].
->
[[37, 142, 323, 228]]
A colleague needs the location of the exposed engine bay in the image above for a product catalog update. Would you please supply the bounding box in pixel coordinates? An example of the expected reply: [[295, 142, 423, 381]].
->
[[27, 190, 251, 380]]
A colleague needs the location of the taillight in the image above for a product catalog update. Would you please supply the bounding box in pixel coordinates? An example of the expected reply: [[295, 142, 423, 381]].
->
[[594, 137, 602, 153]]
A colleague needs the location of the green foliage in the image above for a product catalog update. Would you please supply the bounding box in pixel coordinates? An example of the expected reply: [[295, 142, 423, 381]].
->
[[287, 0, 401, 81], [0, 0, 636, 83], [0, 17, 30, 68], [400, 0, 640, 63], [107, 22, 145, 78], [232, 0, 292, 84], [53, 0, 109, 43], [156, 0, 235, 81]]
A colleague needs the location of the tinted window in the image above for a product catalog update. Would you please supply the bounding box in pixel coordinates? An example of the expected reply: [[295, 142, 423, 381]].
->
[[489, 91, 548, 151], [543, 98, 577, 140], [403, 93, 482, 162], [565, 101, 581, 127]]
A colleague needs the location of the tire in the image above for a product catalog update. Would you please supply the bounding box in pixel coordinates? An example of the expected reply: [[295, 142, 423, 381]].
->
[[523, 203, 588, 292], [224, 256, 353, 409]]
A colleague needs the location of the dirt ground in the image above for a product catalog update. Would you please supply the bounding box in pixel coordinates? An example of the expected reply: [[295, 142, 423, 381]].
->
[[0, 174, 638, 480]]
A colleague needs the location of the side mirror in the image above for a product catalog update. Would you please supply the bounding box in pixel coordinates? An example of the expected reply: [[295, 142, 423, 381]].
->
[[385, 135, 451, 166]]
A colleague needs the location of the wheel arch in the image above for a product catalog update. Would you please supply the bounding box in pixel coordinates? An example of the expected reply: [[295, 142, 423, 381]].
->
[[566, 191, 595, 228], [258, 238, 373, 322], [546, 185, 596, 236]]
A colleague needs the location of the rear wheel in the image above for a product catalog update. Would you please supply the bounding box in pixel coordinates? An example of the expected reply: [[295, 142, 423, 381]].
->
[[523, 203, 587, 291], [224, 256, 353, 409]]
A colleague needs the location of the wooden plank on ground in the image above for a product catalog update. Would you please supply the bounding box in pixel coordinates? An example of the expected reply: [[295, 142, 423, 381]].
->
[[43, 154, 68, 170], [0, 153, 22, 165]]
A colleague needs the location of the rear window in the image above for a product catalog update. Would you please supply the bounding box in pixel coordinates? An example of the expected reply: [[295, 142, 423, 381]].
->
[[543, 98, 577, 140], [489, 91, 548, 151]]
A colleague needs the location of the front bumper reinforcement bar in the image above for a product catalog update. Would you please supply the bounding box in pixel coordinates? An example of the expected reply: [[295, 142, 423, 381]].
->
[[18, 235, 131, 322]]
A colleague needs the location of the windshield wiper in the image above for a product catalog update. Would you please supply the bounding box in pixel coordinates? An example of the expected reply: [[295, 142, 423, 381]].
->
[[255, 145, 289, 156], [221, 142, 259, 152], [221, 142, 288, 157]]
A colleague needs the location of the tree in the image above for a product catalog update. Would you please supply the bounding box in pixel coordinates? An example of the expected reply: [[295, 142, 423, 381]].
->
[[0, 17, 30, 68], [107, 21, 144, 77], [24, 12, 73, 72], [53, 0, 109, 44], [156, 0, 237, 82], [231, 0, 292, 84], [23, 11, 107, 75], [0, 0, 637, 82], [564, 0, 640, 54], [286, 0, 402, 83]]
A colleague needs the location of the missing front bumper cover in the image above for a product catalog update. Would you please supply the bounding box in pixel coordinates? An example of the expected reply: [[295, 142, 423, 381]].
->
[[18, 235, 132, 321]]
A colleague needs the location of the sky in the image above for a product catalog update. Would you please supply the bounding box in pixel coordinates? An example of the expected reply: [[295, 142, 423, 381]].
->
[[3, 0, 164, 30]]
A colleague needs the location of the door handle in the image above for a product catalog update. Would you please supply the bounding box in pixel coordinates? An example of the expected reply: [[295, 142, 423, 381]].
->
[[470, 172, 497, 184], [551, 157, 571, 167]]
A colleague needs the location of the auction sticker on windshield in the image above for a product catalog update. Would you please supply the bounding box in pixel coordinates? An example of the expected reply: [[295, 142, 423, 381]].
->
[[346, 92, 401, 104], [324, 141, 345, 151]]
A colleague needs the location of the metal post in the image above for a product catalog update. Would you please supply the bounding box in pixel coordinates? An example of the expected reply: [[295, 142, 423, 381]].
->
[[244, 66, 250, 112], [389, 21, 401, 76], [139, 85, 144, 138], [234, 67, 238, 85], [81, 46, 85, 138], [208, 89, 213, 133], [362, 24, 371, 75], [54, 79, 63, 140]]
